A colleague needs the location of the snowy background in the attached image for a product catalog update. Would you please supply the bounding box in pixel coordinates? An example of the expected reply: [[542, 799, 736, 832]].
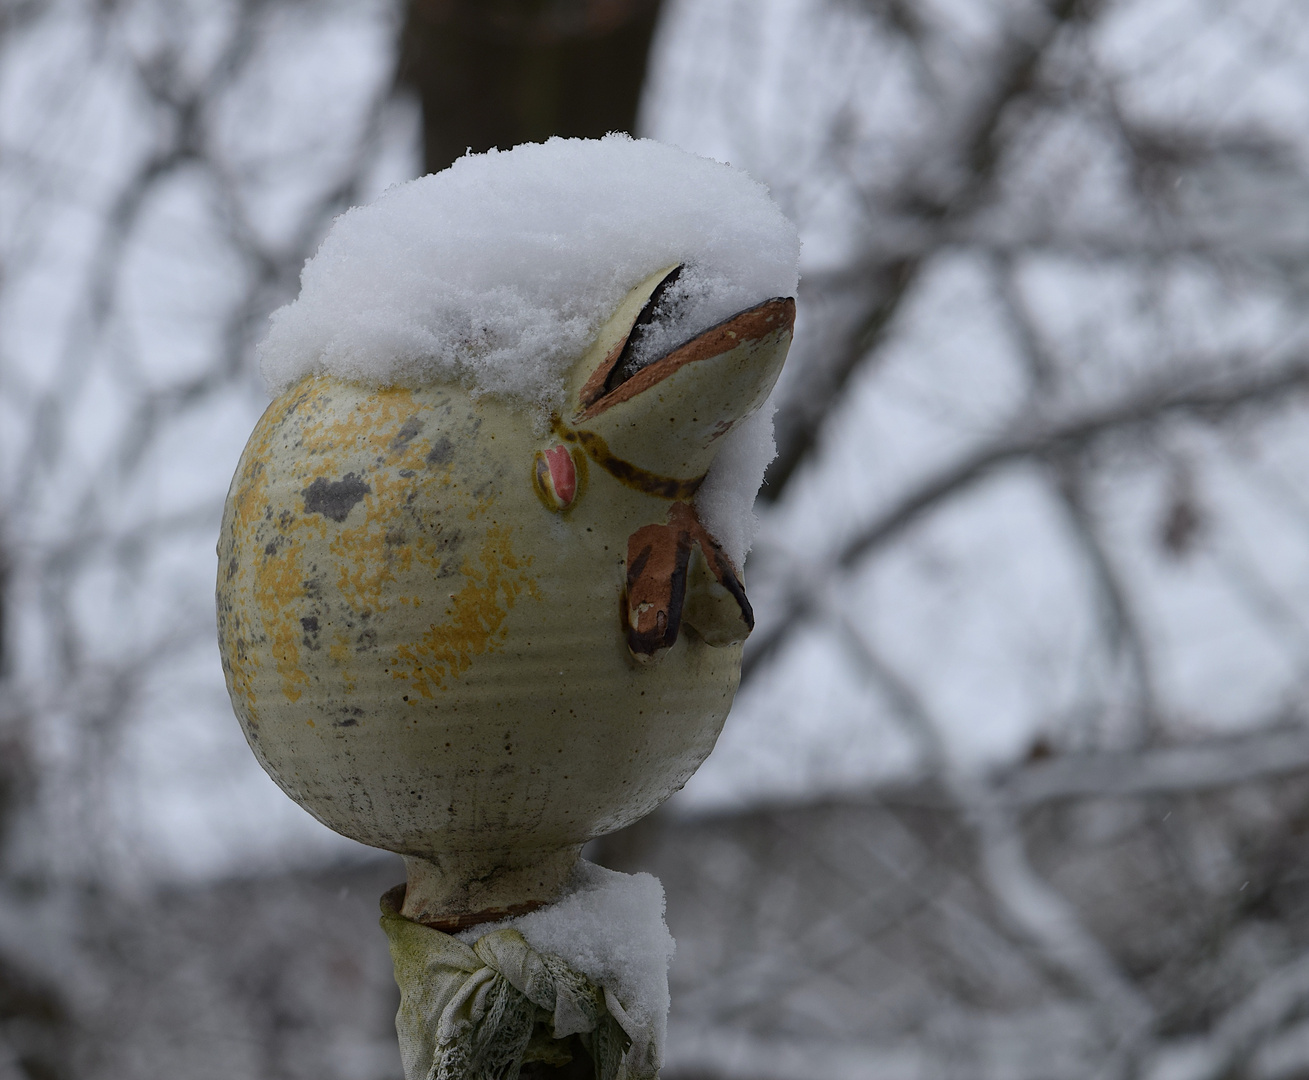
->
[[4, 0, 1309, 1077]]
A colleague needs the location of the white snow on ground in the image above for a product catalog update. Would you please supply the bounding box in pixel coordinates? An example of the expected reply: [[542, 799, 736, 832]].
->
[[460, 860, 675, 1067]]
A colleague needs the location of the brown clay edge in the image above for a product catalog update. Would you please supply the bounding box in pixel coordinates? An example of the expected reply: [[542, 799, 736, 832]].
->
[[381, 883, 549, 934], [670, 501, 754, 632], [668, 502, 753, 625], [576, 296, 796, 422], [577, 338, 627, 411], [420, 900, 549, 933]]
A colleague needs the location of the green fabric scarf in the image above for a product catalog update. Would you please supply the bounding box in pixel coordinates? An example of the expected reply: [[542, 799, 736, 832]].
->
[[380, 888, 658, 1080]]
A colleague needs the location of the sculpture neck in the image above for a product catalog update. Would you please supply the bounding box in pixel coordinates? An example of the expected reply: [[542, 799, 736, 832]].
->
[[400, 846, 582, 932]]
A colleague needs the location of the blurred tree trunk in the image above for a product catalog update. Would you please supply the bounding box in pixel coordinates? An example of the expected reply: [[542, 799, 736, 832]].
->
[[398, 0, 663, 175]]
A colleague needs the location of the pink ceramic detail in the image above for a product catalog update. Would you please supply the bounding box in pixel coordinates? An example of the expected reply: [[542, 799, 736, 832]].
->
[[545, 445, 577, 506]]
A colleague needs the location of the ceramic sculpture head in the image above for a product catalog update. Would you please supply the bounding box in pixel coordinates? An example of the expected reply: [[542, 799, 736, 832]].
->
[[216, 138, 797, 927]]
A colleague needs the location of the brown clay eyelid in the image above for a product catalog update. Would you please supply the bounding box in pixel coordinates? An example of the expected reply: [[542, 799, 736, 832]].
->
[[577, 263, 685, 411], [575, 295, 796, 423], [603, 263, 686, 396]]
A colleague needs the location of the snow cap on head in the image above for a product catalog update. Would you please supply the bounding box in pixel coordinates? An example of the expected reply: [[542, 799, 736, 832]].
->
[[257, 134, 800, 564]]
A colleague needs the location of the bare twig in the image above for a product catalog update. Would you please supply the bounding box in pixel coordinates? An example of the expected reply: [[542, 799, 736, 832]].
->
[[745, 356, 1309, 681]]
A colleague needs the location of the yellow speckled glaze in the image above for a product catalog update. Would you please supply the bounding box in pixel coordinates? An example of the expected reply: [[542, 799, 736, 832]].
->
[[217, 273, 792, 921]]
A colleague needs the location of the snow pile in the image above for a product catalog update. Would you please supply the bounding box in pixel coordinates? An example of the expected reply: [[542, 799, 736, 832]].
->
[[695, 396, 777, 569], [258, 135, 797, 407], [257, 134, 798, 563], [460, 860, 676, 1067]]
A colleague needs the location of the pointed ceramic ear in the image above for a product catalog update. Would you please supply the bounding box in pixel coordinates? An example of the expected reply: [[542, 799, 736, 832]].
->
[[573, 296, 794, 485]]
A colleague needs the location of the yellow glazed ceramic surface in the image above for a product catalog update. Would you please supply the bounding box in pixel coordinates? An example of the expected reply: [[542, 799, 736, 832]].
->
[[217, 269, 794, 923]]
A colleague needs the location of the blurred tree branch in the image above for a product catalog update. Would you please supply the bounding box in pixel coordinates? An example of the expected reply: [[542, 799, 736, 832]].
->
[[762, 0, 1096, 501], [745, 354, 1309, 681]]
